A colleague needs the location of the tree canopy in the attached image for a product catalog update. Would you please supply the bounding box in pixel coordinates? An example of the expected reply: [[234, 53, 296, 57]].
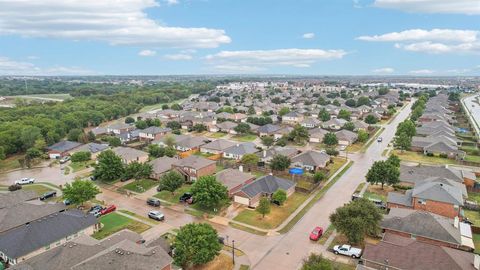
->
[[191, 176, 228, 210], [62, 179, 101, 206]]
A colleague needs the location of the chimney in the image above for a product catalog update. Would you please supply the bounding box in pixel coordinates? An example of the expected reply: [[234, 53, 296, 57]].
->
[[263, 150, 267, 158], [239, 165, 243, 172]]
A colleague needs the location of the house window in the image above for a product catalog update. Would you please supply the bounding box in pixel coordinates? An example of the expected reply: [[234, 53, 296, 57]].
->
[[417, 199, 426, 205]]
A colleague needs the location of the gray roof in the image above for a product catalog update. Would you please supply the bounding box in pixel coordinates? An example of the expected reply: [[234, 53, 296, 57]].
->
[[240, 175, 296, 198], [257, 147, 298, 159], [73, 143, 109, 154], [0, 203, 67, 233], [216, 121, 238, 130], [112, 147, 148, 162], [149, 157, 177, 174], [292, 150, 330, 168], [412, 181, 464, 206], [382, 208, 462, 245], [0, 190, 38, 209], [0, 210, 96, 259], [140, 126, 171, 135], [216, 168, 255, 191], [257, 124, 281, 134], [387, 190, 413, 207], [335, 129, 358, 142], [173, 155, 216, 169], [47, 141, 82, 152], [201, 139, 236, 152], [400, 164, 464, 185], [175, 135, 208, 149], [224, 142, 258, 156]]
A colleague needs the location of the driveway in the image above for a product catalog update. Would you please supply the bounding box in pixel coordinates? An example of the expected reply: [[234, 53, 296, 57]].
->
[[0, 162, 83, 187]]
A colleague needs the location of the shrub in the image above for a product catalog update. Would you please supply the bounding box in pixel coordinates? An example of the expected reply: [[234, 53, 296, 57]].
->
[[313, 172, 325, 183], [325, 148, 339, 156], [393, 184, 412, 190], [71, 151, 91, 162], [8, 184, 22, 191], [439, 153, 448, 158], [426, 152, 434, 157]]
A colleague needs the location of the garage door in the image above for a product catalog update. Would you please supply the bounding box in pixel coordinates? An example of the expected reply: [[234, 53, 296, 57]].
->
[[234, 196, 250, 206]]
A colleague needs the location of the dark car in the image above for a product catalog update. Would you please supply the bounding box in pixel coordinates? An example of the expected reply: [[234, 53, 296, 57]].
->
[[218, 236, 225, 245], [40, 191, 57, 200], [147, 198, 161, 207], [179, 192, 193, 203], [89, 205, 103, 212]]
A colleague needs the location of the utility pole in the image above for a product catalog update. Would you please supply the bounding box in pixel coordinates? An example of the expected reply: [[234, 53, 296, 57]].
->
[[232, 240, 235, 265]]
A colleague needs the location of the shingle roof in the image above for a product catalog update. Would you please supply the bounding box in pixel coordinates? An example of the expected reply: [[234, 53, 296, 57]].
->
[[0, 203, 67, 233], [412, 181, 464, 206], [140, 126, 171, 134], [387, 190, 413, 207], [0, 190, 38, 209], [216, 168, 255, 191], [257, 124, 281, 134], [149, 157, 177, 174], [201, 139, 236, 152], [73, 143, 109, 154], [400, 164, 464, 185], [112, 147, 148, 162], [292, 150, 330, 167], [173, 155, 216, 169], [224, 142, 258, 156], [47, 141, 82, 152], [240, 175, 296, 198]]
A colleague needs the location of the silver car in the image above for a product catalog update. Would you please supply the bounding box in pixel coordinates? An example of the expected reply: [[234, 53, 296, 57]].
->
[[148, 210, 165, 221]]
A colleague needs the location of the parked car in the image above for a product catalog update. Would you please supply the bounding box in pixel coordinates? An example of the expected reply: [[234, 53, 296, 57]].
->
[[309, 226, 323, 241], [15, 177, 35, 185], [218, 236, 225, 244], [100, 205, 116, 215], [333, 244, 362, 258], [63, 199, 72, 205], [377, 137, 383, 142], [90, 209, 102, 218], [59, 156, 70, 164], [368, 198, 387, 209], [89, 205, 103, 212], [147, 198, 161, 207], [179, 192, 194, 204], [40, 191, 57, 201], [148, 210, 165, 221]]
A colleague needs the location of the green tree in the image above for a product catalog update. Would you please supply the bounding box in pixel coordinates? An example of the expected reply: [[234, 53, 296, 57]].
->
[[173, 223, 222, 268], [323, 132, 338, 146], [357, 130, 369, 143], [192, 124, 207, 133], [318, 108, 331, 122], [164, 146, 177, 157], [123, 161, 153, 181], [301, 253, 334, 270], [257, 197, 271, 218], [356, 96, 370, 106], [332, 99, 340, 106], [166, 121, 181, 130], [106, 136, 121, 147], [125, 116, 135, 124], [241, 153, 259, 168], [387, 154, 401, 168], [163, 135, 176, 148], [394, 132, 412, 151], [67, 128, 83, 142], [234, 122, 251, 134], [21, 126, 42, 150], [279, 107, 291, 116], [345, 99, 356, 107], [364, 115, 378, 124], [191, 176, 228, 210], [0, 146, 5, 160], [158, 171, 184, 194], [272, 189, 287, 205], [247, 106, 256, 115], [337, 109, 351, 121], [269, 154, 291, 171], [343, 122, 355, 131], [93, 150, 124, 182], [275, 136, 288, 147], [261, 136, 275, 147], [330, 198, 382, 244], [396, 119, 416, 137], [25, 147, 41, 159], [33, 138, 47, 151], [148, 144, 165, 158], [87, 131, 96, 142], [289, 124, 310, 145], [171, 103, 182, 110], [135, 120, 148, 129], [70, 151, 91, 162], [313, 172, 325, 183], [62, 179, 101, 207], [366, 160, 400, 189]]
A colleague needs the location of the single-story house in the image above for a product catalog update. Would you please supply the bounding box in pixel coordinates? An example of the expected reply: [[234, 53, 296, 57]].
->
[[70, 143, 109, 160], [200, 139, 236, 155], [335, 129, 358, 146], [308, 128, 328, 143], [112, 147, 149, 164], [138, 127, 171, 141], [322, 118, 347, 131], [47, 141, 83, 159], [215, 168, 256, 196], [223, 142, 259, 160], [233, 175, 296, 207], [257, 124, 282, 137], [291, 150, 331, 171], [257, 147, 299, 163], [107, 123, 135, 135], [149, 157, 177, 180]]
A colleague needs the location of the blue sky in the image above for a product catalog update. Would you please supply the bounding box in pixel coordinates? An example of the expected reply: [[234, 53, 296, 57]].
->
[[0, 0, 479, 76]]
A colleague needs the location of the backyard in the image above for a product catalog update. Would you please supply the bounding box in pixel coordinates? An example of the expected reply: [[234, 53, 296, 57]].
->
[[233, 192, 309, 230], [231, 133, 257, 142], [92, 212, 151, 240]]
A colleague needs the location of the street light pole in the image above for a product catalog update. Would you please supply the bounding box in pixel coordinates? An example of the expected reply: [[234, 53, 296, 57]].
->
[[232, 240, 235, 265]]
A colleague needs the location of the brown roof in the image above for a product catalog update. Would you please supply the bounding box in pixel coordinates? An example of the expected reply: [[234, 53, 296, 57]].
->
[[173, 155, 216, 170]]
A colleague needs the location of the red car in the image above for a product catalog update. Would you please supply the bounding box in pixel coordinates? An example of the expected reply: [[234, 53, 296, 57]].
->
[[309, 226, 323, 241], [100, 205, 116, 215]]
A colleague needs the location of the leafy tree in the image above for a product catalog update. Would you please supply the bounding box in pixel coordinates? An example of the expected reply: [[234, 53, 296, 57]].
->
[[162, 104, 169, 110], [345, 99, 356, 107], [26, 147, 42, 159], [301, 253, 334, 270], [289, 124, 309, 144], [67, 128, 83, 142], [192, 124, 207, 133], [247, 106, 256, 115], [107, 136, 121, 147], [364, 115, 378, 124], [62, 179, 100, 207], [318, 108, 331, 121], [135, 120, 148, 129], [166, 121, 181, 130], [125, 116, 135, 124], [357, 130, 369, 143], [396, 119, 416, 137], [71, 151, 91, 162], [448, 92, 460, 101], [87, 131, 96, 142], [343, 122, 355, 131], [317, 96, 329, 105], [148, 144, 165, 158], [94, 150, 124, 182], [275, 136, 288, 147], [323, 132, 338, 146], [171, 103, 182, 110], [337, 109, 351, 121], [366, 160, 400, 189], [191, 176, 228, 210], [123, 161, 153, 181], [313, 172, 325, 183], [164, 146, 177, 157], [241, 153, 259, 168], [387, 154, 401, 168], [163, 135, 176, 148], [21, 126, 42, 150], [270, 154, 291, 171], [0, 146, 5, 160], [378, 87, 389, 95], [158, 171, 184, 194], [332, 99, 340, 106], [257, 197, 271, 218], [325, 148, 339, 156], [272, 189, 287, 205], [261, 136, 274, 147], [234, 123, 251, 134], [33, 138, 47, 151], [279, 107, 291, 116], [330, 198, 382, 244], [356, 96, 370, 106], [173, 223, 222, 268], [394, 132, 411, 151]]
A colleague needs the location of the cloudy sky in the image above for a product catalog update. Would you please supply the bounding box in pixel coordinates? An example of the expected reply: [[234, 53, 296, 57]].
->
[[0, 0, 479, 75]]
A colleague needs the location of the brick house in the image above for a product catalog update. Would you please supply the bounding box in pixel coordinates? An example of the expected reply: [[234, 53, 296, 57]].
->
[[233, 175, 296, 208], [215, 168, 256, 196], [138, 127, 171, 141], [112, 147, 149, 164], [172, 155, 216, 182]]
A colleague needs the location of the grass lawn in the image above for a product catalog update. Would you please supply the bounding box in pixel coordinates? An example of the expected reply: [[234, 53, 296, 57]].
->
[[327, 157, 348, 177], [318, 225, 335, 245], [70, 161, 94, 172], [191, 253, 233, 270], [194, 151, 216, 158], [228, 222, 268, 236], [468, 192, 480, 204], [22, 184, 56, 196], [122, 179, 158, 193], [363, 184, 393, 202], [139, 98, 186, 113], [464, 210, 480, 226], [232, 134, 257, 142], [328, 233, 349, 250], [239, 265, 249, 270], [207, 132, 227, 138], [354, 182, 366, 193], [474, 234, 480, 253], [233, 192, 309, 230], [92, 212, 151, 240], [118, 209, 158, 224], [155, 184, 191, 204], [345, 143, 363, 153], [0, 154, 23, 172], [393, 150, 457, 165], [465, 155, 480, 163]]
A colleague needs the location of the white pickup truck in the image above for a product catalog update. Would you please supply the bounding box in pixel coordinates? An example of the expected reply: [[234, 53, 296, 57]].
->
[[14, 177, 35, 185], [333, 244, 362, 258]]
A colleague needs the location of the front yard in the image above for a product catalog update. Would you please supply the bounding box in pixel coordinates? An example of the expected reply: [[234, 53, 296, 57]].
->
[[92, 212, 151, 240], [191, 253, 233, 270], [70, 160, 95, 172], [233, 192, 309, 230], [22, 183, 57, 196], [362, 184, 393, 202], [392, 150, 458, 165], [206, 132, 227, 138], [121, 179, 158, 193], [155, 184, 191, 204], [231, 134, 257, 142]]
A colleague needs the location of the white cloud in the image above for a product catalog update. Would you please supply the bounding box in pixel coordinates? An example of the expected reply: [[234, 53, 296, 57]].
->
[[357, 29, 478, 43], [302, 33, 315, 39], [395, 41, 480, 54], [373, 0, 480, 15], [0, 56, 95, 75], [165, 0, 179, 5], [409, 69, 435, 75], [164, 53, 193, 60], [372, 67, 395, 74], [0, 0, 230, 48], [138, 49, 157, 56], [205, 48, 346, 71]]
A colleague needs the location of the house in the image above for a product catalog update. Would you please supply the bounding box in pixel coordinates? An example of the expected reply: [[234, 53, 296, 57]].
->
[[107, 123, 135, 135], [308, 128, 328, 143], [387, 180, 465, 219], [70, 143, 109, 160], [233, 175, 296, 207], [200, 139, 236, 155], [361, 233, 477, 270], [273, 126, 293, 140], [352, 120, 369, 131], [47, 141, 82, 159], [381, 208, 474, 251], [10, 230, 172, 270], [322, 118, 347, 130], [138, 127, 171, 141], [282, 111, 304, 125], [257, 124, 282, 137], [149, 157, 177, 180], [112, 147, 149, 164], [399, 164, 476, 188], [291, 150, 330, 171], [116, 129, 140, 144], [172, 155, 216, 182], [89, 127, 108, 137], [335, 129, 358, 146], [155, 135, 208, 152], [223, 142, 259, 160], [301, 117, 321, 129], [214, 121, 238, 134], [215, 168, 256, 196], [256, 146, 299, 163]]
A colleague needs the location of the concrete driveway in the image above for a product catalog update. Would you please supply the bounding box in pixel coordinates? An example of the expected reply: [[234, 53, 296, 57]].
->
[[0, 162, 84, 187]]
